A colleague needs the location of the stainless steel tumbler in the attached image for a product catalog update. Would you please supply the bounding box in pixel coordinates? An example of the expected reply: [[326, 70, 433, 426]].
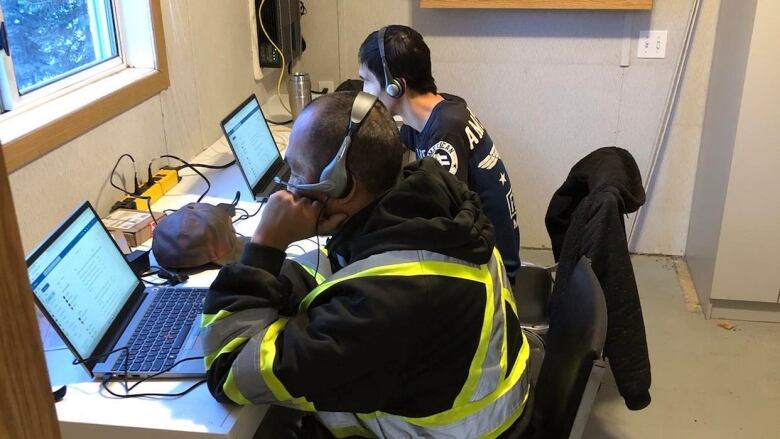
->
[[288, 72, 312, 120]]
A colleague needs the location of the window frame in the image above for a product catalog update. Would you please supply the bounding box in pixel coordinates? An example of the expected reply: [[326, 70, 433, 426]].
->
[[0, 0, 122, 102], [0, 0, 168, 173]]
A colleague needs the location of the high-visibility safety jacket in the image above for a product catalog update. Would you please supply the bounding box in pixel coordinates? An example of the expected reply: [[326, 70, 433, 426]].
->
[[202, 158, 531, 438]]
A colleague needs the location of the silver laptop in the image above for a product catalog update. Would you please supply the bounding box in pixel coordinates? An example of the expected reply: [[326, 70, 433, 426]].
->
[[27, 202, 206, 378], [220, 94, 291, 200]]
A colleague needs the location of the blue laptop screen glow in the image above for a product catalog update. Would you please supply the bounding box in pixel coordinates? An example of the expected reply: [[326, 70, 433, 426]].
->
[[223, 97, 279, 189], [28, 208, 138, 359]]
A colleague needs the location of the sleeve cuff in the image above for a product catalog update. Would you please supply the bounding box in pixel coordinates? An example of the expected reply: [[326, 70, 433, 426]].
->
[[624, 390, 651, 411], [240, 243, 286, 275]]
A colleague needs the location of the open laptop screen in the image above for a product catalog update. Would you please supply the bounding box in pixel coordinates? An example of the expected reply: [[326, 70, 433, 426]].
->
[[27, 204, 138, 360], [222, 96, 280, 191]]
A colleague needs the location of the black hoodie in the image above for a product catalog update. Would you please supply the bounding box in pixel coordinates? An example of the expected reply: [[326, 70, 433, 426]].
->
[[545, 146, 651, 411], [203, 158, 524, 419]]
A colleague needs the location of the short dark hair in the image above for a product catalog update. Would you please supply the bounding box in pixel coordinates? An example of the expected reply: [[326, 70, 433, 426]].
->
[[298, 91, 405, 195], [358, 25, 437, 95]]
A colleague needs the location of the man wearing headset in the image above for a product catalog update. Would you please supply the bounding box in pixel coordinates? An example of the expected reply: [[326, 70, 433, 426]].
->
[[358, 25, 521, 282], [202, 92, 531, 438]]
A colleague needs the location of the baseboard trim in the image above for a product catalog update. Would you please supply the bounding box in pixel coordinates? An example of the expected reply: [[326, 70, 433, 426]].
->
[[709, 299, 780, 323]]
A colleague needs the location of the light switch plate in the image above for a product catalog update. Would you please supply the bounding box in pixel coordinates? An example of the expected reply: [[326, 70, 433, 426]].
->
[[638, 30, 668, 59]]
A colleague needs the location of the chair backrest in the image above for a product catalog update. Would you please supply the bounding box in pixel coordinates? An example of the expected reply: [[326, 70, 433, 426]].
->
[[513, 264, 554, 328], [529, 257, 607, 439]]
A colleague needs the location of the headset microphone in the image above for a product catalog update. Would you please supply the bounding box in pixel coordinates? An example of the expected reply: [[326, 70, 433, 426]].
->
[[275, 92, 378, 198]]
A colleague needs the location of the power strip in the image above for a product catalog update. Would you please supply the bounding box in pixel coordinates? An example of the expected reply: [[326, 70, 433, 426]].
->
[[113, 168, 180, 211]]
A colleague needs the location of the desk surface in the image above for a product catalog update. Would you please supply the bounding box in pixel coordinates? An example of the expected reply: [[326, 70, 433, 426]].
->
[[44, 94, 299, 439]]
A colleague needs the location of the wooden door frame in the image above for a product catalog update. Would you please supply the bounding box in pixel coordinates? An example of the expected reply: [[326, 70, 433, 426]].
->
[[0, 147, 61, 438]]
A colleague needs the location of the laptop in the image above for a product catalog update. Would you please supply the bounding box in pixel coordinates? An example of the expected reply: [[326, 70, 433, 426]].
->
[[27, 202, 207, 379], [220, 94, 291, 200]]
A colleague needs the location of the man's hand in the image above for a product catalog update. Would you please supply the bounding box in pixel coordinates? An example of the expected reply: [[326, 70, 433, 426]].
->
[[251, 191, 347, 250]]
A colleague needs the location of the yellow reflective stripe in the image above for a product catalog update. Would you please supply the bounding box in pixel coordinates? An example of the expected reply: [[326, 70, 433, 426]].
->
[[320, 245, 328, 256], [355, 336, 530, 428], [201, 309, 233, 327], [397, 334, 530, 428], [503, 286, 518, 317], [453, 263, 495, 406], [328, 424, 374, 438], [482, 384, 531, 439], [297, 262, 326, 285], [204, 336, 248, 370], [493, 248, 518, 315], [300, 261, 486, 311], [493, 248, 506, 289], [259, 319, 316, 411], [495, 248, 517, 379], [500, 294, 509, 379], [500, 286, 516, 380], [223, 368, 251, 405]]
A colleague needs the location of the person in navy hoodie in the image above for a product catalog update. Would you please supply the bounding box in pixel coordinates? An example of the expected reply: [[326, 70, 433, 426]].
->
[[358, 25, 521, 280]]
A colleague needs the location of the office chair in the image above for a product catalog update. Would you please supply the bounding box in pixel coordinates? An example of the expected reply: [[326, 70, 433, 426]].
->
[[523, 257, 608, 439], [513, 263, 554, 334]]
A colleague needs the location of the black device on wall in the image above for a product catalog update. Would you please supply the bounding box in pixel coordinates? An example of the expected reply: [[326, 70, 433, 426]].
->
[[256, 0, 301, 68]]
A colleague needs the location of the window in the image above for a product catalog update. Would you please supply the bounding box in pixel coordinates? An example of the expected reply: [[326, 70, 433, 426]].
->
[[0, 0, 122, 110], [0, 0, 168, 172], [0, 0, 119, 99]]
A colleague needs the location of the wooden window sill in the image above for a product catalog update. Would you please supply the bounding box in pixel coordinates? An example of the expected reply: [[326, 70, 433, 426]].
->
[[0, 0, 168, 173]]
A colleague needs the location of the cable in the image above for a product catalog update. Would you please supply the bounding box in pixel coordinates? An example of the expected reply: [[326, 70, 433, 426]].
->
[[266, 117, 293, 125], [140, 274, 168, 286], [141, 266, 188, 286], [72, 343, 206, 398], [172, 160, 235, 171], [231, 190, 241, 207], [286, 244, 306, 254], [158, 155, 211, 202], [72, 346, 130, 379], [110, 154, 158, 226], [313, 197, 328, 281], [232, 199, 266, 225], [101, 357, 206, 398], [110, 154, 139, 196], [627, 0, 701, 251], [259, 0, 291, 114]]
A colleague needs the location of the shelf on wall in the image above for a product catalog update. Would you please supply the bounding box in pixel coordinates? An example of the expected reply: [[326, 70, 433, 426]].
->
[[420, 0, 652, 10]]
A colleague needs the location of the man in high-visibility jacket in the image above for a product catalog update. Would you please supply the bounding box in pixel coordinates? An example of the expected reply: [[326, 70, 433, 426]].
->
[[203, 91, 531, 438]]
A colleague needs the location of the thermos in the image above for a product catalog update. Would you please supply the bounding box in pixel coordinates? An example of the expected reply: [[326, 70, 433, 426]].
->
[[288, 72, 312, 120]]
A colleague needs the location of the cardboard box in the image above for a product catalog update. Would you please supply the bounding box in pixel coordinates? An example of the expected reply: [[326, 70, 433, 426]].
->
[[109, 229, 132, 254], [103, 209, 166, 248]]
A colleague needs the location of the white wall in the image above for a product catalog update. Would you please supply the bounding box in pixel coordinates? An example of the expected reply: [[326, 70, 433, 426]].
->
[[7, 0, 722, 256], [305, 0, 720, 255], [297, 0, 341, 90], [8, 0, 278, 253]]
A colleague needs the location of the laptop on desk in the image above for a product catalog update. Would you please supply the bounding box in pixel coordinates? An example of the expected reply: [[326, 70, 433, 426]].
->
[[26, 202, 206, 379], [221, 94, 291, 200]]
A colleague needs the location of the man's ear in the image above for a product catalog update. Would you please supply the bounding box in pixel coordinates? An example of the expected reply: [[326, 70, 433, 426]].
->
[[399, 77, 409, 96], [332, 172, 359, 204]]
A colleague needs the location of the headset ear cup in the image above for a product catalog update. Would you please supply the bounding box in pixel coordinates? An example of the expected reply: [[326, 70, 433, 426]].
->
[[386, 80, 404, 98]]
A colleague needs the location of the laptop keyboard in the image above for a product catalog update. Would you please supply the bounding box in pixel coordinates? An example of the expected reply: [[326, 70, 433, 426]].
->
[[111, 287, 207, 374]]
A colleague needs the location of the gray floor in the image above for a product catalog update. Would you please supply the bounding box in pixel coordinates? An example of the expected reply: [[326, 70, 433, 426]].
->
[[521, 249, 780, 439]]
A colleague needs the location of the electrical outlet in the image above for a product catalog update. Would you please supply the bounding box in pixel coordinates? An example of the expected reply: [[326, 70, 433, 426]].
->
[[319, 81, 335, 93], [637, 30, 668, 59]]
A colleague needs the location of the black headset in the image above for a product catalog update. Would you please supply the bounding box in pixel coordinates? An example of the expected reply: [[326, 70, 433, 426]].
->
[[377, 26, 404, 98], [275, 91, 378, 198]]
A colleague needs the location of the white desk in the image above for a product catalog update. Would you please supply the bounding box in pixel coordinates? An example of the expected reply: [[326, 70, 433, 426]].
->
[[43, 97, 306, 438]]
